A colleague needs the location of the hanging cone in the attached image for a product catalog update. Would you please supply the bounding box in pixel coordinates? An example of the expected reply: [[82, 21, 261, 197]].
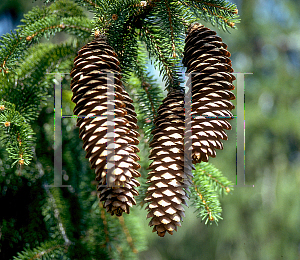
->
[[70, 36, 141, 216], [145, 89, 193, 237], [183, 23, 236, 164]]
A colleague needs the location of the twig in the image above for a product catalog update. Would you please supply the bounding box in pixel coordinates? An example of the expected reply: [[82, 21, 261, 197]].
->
[[118, 216, 138, 254]]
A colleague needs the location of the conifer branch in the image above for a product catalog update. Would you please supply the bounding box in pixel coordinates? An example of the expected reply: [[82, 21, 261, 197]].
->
[[135, 45, 163, 117], [12, 240, 69, 260], [202, 6, 236, 28], [45, 0, 100, 10], [193, 181, 215, 222], [191, 162, 233, 224], [119, 216, 138, 254], [142, 82, 157, 117], [164, 0, 177, 58], [139, 1, 187, 88], [0, 18, 91, 72], [0, 101, 35, 167], [0, 31, 23, 73], [195, 162, 233, 194], [0, 1, 90, 71], [0, 43, 77, 124], [99, 202, 110, 248], [128, 43, 163, 137], [179, 0, 239, 29], [21, 16, 92, 42], [43, 186, 73, 246], [21, 1, 86, 26], [199, 0, 237, 12], [207, 172, 232, 193], [190, 181, 222, 224], [141, 27, 174, 85], [124, 0, 160, 28]]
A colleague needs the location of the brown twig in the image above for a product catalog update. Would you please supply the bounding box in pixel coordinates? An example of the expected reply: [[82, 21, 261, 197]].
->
[[1, 24, 91, 73], [193, 181, 214, 221], [200, 167, 231, 193], [99, 202, 110, 248], [25, 23, 91, 41], [118, 216, 138, 254], [29, 244, 67, 260]]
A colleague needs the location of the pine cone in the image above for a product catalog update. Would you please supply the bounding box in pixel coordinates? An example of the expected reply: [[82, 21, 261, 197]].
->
[[183, 23, 236, 164], [70, 36, 141, 216], [145, 89, 193, 237]]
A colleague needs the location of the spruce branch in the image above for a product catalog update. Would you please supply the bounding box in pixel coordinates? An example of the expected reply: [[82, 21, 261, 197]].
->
[[119, 216, 138, 254], [21, 0, 86, 27], [179, 0, 239, 30], [43, 185, 73, 246], [44, 0, 101, 11], [140, 26, 175, 86], [130, 42, 163, 135], [191, 162, 233, 224], [0, 31, 24, 74], [194, 162, 233, 195], [164, 0, 177, 58], [198, 0, 238, 12], [99, 202, 110, 249], [191, 180, 223, 224], [139, 1, 187, 88], [123, 0, 160, 29], [0, 3, 91, 72], [18, 43, 77, 78], [141, 81, 159, 117], [1, 43, 77, 123], [80, 0, 101, 9], [12, 240, 70, 260], [21, 16, 92, 44], [0, 101, 35, 167]]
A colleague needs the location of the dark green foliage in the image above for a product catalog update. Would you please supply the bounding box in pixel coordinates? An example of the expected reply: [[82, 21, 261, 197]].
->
[[129, 42, 164, 138], [3, 44, 77, 122], [191, 162, 233, 224], [0, 1, 92, 71], [0, 101, 36, 166], [140, 0, 186, 87], [0, 176, 48, 259], [180, 0, 239, 31], [12, 240, 71, 260]]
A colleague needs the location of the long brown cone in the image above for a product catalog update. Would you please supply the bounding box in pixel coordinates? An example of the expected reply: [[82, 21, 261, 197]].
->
[[145, 89, 193, 237], [70, 36, 140, 216], [183, 23, 236, 164]]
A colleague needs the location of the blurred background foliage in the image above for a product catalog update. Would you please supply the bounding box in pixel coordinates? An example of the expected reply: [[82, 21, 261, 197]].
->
[[0, 0, 299, 259]]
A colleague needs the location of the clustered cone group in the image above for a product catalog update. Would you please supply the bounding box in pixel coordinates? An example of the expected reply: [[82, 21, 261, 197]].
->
[[71, 23, 235, 235]]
